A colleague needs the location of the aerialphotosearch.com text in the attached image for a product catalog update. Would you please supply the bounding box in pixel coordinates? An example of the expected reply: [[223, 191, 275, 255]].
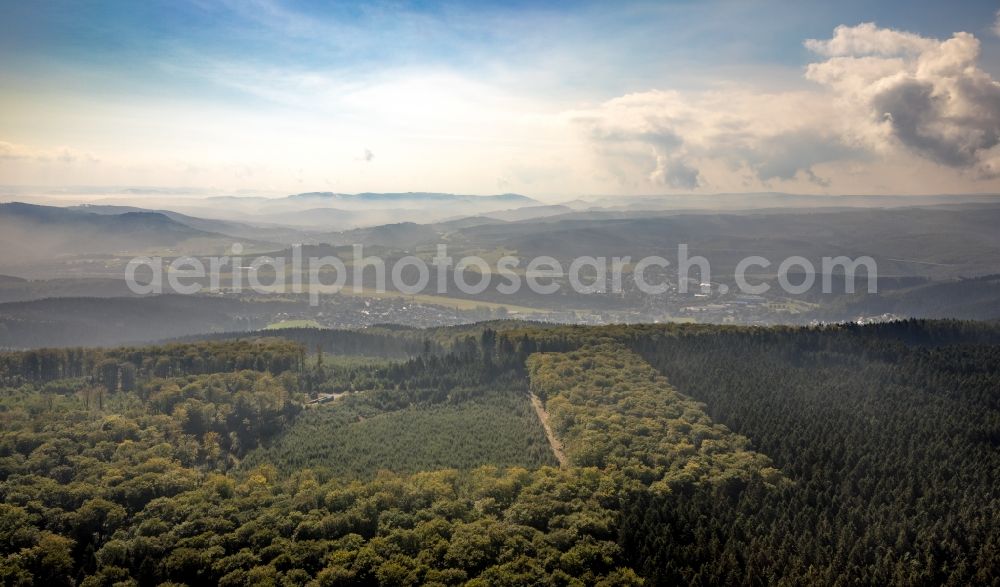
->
[[125, 243, 878, 306]]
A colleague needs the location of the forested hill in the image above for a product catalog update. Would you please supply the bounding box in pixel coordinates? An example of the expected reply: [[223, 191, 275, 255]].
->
[[0, 319, 996, 584], [170, 327, 436, 359]]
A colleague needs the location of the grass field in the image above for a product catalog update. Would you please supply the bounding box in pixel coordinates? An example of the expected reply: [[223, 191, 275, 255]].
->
[[338, 287, 551, 314], [247, 281, 551, 314], [263, 319, 323, 330]]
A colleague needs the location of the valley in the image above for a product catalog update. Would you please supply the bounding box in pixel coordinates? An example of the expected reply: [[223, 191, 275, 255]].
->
[[2, 196, 1000, 351]]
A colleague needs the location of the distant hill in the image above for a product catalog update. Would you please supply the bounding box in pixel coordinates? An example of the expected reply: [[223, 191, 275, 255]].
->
[[68, 204, 298, 243], [313, 221, 442, 248], [70, 203, 247, 232], [0, 294, 290, 348], [177, 192, 543, 230], [284, 192, 536, 205], [0, 202, 210, 259], [264, 207, 375, 230], [450, 205, 1000, 279], [433, 216, 509, 230], [818, 274, 1000, 321], [564, 192, 1000, 212], [0, 276, 139, 303], [0, 202, 258, 265], [482, 204, 574, 222]]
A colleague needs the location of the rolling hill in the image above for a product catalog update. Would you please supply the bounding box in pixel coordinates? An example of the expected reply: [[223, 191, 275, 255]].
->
[[0, 202, 274, 265], [68, 204, 300, 242]]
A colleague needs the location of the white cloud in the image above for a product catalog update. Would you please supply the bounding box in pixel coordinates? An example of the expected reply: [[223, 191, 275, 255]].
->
[[994, 10, 1000, 38], [572, 87, 854, 188], [804, 23, 935, 57], [573, 23, 1000, 190], [7, 20, 1000, 196], [806, 26, 1000, 173], [0, 141, 99, 164], [0, 141, 34, 160]]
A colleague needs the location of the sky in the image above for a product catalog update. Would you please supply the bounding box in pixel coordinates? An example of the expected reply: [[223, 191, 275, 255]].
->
[[2, 0, 1000, 199]]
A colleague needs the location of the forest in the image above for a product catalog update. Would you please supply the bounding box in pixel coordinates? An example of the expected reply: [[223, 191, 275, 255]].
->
[[0, 319, 996, 585]]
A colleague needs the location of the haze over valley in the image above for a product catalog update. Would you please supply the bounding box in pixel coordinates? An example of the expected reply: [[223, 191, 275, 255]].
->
[[2, 1, 1000, 585]]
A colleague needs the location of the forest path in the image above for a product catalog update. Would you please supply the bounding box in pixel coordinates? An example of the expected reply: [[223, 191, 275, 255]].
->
[[530, 393, 568, 468]]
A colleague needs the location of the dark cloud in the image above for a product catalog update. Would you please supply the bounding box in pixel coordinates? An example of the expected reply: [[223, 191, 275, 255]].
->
[[873, 76, 1000, 168], [808, 28, 1000, 176], [658, 157, 700, 189], [576, 25, 1000, 189], [751, 131, 860, 183]]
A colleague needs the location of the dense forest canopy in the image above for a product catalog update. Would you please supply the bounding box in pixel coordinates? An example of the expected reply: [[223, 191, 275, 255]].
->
[[0, 319, 996, 585]]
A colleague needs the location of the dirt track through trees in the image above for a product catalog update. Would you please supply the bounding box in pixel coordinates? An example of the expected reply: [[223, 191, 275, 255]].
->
[[530, 393, 568, 467]]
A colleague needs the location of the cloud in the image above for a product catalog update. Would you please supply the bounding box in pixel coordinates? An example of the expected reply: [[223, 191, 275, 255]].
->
[[572, 88, 853, 188], [728, 130, 859, 184], [806, 25, 1000, 175], [804, 23, 935, 56], [573, 23, 1000, 189], [0, 141, 99, 163], [994, 10, 1000, 38], [0, 142, 32, 160], [653, 156, 700, 189]]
